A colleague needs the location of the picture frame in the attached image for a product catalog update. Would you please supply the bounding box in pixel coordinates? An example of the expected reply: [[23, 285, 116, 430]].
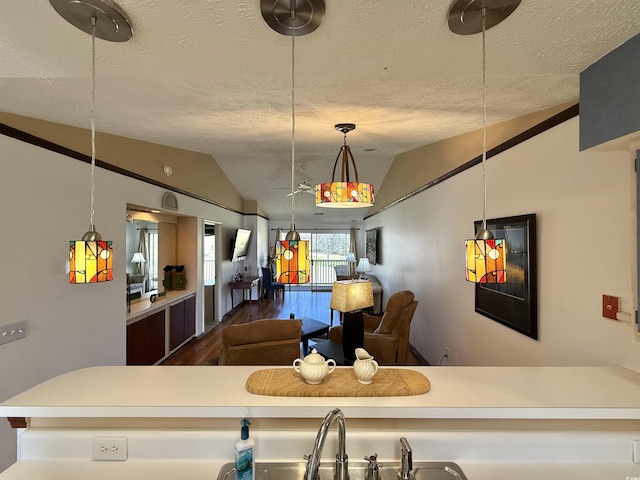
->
[[365, 228, 378, 265], [474, 213, 537, 340]]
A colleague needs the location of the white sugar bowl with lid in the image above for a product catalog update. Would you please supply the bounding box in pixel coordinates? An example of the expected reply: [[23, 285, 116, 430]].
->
[[293, 349, 336, 385]]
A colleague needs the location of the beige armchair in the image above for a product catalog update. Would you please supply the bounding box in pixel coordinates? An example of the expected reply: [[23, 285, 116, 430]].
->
[[328, 290, 417, 365], [219, 319, 302, 365]]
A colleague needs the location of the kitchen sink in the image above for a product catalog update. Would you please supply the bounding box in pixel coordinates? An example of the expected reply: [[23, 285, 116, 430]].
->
[[217, 461, 468, 480]]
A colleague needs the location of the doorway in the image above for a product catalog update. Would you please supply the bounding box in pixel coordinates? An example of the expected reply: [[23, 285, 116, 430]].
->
[[203, 221, 217, 333]]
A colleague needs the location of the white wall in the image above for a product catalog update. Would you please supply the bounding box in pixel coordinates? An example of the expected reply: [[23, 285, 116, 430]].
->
[[363, 118, 640, 369], [0, 134, 243, 472]]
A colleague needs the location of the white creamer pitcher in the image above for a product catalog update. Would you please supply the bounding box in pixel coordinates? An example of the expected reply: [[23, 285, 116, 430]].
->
[[353, 347, 379, 384]]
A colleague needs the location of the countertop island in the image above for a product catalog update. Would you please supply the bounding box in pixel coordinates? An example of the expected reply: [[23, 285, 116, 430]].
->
[[1, 365, 640, 479]]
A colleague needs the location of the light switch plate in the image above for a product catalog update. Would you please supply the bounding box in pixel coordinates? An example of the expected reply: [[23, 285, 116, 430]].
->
[[0, 321, 26, 345], [633, 439, 640, 463]]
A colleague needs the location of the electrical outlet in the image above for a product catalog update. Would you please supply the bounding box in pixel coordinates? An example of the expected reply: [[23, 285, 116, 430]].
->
[[92, 437, 128, 461]]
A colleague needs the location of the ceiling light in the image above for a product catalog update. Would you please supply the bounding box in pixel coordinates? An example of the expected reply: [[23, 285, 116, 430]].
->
[[449, 0, 517, 283], [54, 0, 133, 283], [316, 124, 374, 208], [263, 1, 325, 284]]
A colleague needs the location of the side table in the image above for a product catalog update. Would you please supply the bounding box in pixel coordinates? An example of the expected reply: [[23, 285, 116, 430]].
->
[[229, 275, 261, 309]]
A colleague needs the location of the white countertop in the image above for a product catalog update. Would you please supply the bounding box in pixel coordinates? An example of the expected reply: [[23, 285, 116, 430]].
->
[[3, 365, 640, 420], [127, 289, 195, 323]]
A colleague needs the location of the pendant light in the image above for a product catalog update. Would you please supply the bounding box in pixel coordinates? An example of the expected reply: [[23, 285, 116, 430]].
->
[[315, 123, 374, 208], [448, 0, 520, 284], [51, 0, 133, 283], [261, 0, 325, 284]]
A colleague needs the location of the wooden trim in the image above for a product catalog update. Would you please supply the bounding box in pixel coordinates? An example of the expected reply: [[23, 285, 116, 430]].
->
[[7, 417, 28, 429], [0, 122, 255, 218], [408, 344, 429, 365], [365, 103, 580, 220]]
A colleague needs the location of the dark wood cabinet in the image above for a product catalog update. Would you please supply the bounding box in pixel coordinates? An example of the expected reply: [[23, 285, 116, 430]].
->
[[147, 310, 166, 364], [128, 294, 196, 364], [127, 310, 166, 365], [169, 301, 185, 351], [183, 295, 196, 340], [126, 317, 149, 365], [170, 295, 196, 351]]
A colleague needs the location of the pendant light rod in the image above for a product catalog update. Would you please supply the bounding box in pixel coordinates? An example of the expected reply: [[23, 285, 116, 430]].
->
[[285, 3, 301, 242], [480, 4, 487, 234], [89, 15, 97, 232], [290, 4, 296, 228]]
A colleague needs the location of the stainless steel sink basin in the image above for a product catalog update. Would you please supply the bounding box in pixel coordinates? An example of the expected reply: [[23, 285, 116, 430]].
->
[[217, 461, 468, 480]]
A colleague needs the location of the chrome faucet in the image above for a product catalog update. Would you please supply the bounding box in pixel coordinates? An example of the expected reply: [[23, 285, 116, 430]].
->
[[398, 437, 414, 480], [304, 408, 349, 480]]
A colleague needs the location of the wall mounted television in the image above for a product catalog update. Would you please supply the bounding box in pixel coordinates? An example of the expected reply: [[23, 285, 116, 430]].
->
[[230, 228, 251, 262]]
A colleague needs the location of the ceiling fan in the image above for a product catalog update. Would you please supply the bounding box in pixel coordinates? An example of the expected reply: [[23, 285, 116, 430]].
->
[[286, 182, 315, 196]]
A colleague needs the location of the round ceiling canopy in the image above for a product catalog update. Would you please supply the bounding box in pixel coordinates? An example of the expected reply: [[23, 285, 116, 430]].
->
[[335, 123, 356, 135], [261, 0, 325, 36], [448, 0, 521, 35], [49, 0, 133, 42]]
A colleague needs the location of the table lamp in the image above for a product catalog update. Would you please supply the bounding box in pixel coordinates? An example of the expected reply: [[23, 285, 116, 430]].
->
[[330, 280, 374, 362], [131, 252, 146, 275], [355, 258, 372, 279]]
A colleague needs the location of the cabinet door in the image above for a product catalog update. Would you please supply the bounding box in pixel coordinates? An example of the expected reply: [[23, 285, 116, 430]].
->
[[126, 318, 148, 365], [183, 295, 196, 340], [147, 310, 166, 364], [169, 301, 185, 351]]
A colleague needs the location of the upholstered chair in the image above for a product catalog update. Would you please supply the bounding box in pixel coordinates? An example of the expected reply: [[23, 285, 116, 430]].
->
[[328, 290, 417, 365], [219, 319, 301, 365]]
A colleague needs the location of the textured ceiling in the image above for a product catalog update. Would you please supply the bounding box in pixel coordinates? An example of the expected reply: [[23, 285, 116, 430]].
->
[[1, 1, 639, 224]]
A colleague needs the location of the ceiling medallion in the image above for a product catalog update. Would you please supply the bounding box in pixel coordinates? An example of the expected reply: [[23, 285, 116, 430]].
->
[[448, 0, 520, 35], [49, 0, 133, 42], [261, 0, 325, 36]]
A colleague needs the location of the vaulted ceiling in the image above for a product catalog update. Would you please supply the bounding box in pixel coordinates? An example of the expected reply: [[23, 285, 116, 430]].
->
[[1, 1, 639, 224]]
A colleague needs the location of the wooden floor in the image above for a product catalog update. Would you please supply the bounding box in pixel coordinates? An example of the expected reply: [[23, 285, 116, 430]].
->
[[161, 289, 424, 366]]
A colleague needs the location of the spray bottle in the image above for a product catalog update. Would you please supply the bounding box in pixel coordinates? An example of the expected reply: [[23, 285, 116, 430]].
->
[[235, 418, 255, 480]]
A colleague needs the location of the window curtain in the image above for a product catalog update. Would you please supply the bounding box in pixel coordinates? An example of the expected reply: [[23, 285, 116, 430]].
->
[[349, 228, 358, 259], [138, 228, 149, 291], [268, 228, 282, 278]]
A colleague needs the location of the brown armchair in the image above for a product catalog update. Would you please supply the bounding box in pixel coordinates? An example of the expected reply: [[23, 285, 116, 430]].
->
[[219, 319, 301, 365], [328, 290, 417, 365]]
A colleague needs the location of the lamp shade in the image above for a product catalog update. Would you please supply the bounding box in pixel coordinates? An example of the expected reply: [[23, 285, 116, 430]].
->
[[329, 280, 374, 313], [131, 252, 146, 264], [355, 258, 372, 274], [316, 181, 374, 208], [345, 252, 356, 263], [465, 238, 506, 283], [131, 252, 146, 263], [276, 240, 310, 284], [315, 124, 374, 208], [69, 240, 113, 283]]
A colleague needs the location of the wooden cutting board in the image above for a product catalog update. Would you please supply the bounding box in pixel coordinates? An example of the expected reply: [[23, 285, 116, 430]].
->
[[245, 368, 430, 397]]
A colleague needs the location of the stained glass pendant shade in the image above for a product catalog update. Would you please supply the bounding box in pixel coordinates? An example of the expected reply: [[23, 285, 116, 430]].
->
[[465, 237, 505, 283], [316, 124, 374, 208], [51, 0, 134, 283], [69, 239, 113, 283], [276, 240, 310, 284], [450, 0, 517, 284]]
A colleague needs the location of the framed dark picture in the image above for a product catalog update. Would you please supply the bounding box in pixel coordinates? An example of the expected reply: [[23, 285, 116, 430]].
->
[[366, 228, 378, 265], [474, 214, 537, 340]]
